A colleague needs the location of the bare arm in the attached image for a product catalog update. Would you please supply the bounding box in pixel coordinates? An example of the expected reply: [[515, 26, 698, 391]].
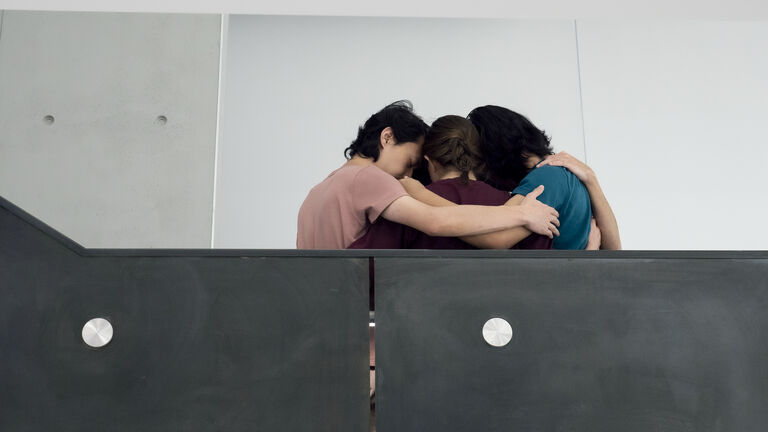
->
[[400, 178, 453, 207], [462, 195, 534, 249], [586, 218, 601, 250], [537, 152, 622, 250], [399, 178, 550, 249], [381, 188, 560, 239]]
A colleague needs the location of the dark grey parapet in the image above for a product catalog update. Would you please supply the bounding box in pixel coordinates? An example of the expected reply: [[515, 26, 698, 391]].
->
[[2, 194, 768, 431], [376, 257, 768, 432], [0, 195, 370, 432]]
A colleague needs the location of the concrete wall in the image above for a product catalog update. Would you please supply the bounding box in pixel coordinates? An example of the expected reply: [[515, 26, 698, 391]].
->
[[0, 11, 221, 248]]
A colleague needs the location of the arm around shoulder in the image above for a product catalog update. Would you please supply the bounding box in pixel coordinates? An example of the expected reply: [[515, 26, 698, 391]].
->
[[381, 186, 560, 240], [538, 153, 621, 250]]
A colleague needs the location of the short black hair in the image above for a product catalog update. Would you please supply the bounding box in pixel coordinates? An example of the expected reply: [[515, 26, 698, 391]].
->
[[345, 100, 429, 161], [467, 105, 554, 189]]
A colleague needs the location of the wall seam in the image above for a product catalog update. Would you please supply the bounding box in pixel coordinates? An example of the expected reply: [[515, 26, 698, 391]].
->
[[0, 10, 5, 43], [210, 13, 227, 248], [574, 20, 588, 163]]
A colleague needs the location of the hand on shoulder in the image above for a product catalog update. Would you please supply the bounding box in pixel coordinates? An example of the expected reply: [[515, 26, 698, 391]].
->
[[519, 185, 560, 238], [537, 151, 596, 185]]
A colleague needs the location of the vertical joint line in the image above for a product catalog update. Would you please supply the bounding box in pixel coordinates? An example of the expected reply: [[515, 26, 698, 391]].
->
[[0, 11, 5, 43], [211, 14, 227, 248], [574, 20, 588, 164]]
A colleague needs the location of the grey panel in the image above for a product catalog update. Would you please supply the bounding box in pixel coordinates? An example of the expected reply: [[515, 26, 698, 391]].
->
[[577, 21, 768, 250], [376, 258, 768, 432], [0, 11, 220, 248], [0, 199, 370, 431]]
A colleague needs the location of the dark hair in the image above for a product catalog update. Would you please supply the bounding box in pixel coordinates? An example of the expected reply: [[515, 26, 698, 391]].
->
[[410, 157, 432, 186], [423, 115, 483, 184], [344, 100, 429, 161], [467, 105, 554, 189]]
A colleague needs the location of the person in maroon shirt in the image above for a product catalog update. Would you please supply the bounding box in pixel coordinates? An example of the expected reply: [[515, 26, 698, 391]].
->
[[350, 115, 559, 250]]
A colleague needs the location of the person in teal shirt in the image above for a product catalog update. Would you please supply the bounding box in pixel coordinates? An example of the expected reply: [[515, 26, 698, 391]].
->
[[511, 164, 591, 249], [467, 105, 621, 250]]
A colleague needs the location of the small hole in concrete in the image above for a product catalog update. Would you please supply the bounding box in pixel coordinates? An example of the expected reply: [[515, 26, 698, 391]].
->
[[155, 115, 168, 126], [43, 115, 55, 125]]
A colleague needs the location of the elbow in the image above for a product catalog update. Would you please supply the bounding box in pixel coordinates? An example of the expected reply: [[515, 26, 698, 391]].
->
[[479, 235, 511, 250], [422, 214, 452, 237], [600, 238, 622, 251], [422, 220, 446, 237], [488, 240, 510, 250]]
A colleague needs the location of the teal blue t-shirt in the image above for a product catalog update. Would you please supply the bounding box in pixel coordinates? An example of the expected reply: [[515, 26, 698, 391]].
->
[[512, 165, 592, 249]]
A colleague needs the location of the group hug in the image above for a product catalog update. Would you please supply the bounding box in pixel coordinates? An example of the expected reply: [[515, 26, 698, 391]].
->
[[297, 101, 621, 251]]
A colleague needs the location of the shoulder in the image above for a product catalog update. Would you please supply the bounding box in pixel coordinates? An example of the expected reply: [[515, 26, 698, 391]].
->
[[425, 178, 462, 204], [357, 164, 389, 178], [473, 180, 508, 194], [351, 165, 406, 202], [523, 165, 569, 183], [512, 165, 573, 207], [513, 165, 567, 193], [353, 165, 401, 187], [425, 178, 456, 193], [527, 165, 588, 197], [471, 181, 510, 203], [516, 165, 571, 191]]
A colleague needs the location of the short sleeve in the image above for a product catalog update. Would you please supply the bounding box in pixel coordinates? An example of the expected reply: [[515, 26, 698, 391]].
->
[[511, 165, 568, 210], [352, 166, 409, 223]]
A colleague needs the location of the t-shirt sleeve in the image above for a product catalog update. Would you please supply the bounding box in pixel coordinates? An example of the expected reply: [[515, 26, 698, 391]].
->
[[511, 165, 568, 210], [353, 166, 409, 224]]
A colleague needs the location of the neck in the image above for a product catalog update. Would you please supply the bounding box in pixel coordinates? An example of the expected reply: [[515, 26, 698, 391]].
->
[[435, 168, 477, 181], [346, 155, 374, 167], [526, 155, 543, 170]]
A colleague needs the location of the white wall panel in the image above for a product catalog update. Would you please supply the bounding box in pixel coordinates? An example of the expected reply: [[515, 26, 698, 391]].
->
[[0, 11, 221, 248], [215, 16, 583, 248], [578, 21, 768, 249], [2, 0, 768, 19]]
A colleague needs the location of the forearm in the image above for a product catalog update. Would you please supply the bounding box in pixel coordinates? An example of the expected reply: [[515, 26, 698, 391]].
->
[[584, 176, 621, 250], [407, 185, 455, 207], [461, 227, 532, 249], [405, 184, 532, 248], [428, 205, 528, 237]]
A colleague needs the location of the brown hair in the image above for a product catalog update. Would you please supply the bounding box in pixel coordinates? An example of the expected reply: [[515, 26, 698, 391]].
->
[[423, 115, 483, 184]]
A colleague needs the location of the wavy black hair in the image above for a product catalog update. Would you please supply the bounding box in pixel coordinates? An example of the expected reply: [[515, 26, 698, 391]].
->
[[467, 105, 554, 190], [344, 100, 429, 161]]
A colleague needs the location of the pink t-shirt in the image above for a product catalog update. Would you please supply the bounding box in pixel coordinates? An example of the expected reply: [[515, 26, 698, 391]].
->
[[296, 164, 408, 249]]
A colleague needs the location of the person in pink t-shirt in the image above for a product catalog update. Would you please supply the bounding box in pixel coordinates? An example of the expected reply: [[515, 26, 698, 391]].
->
[[296, 101, 561, 250]]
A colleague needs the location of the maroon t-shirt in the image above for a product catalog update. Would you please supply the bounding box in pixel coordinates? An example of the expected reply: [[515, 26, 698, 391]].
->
[[348, 178, 552, 250]]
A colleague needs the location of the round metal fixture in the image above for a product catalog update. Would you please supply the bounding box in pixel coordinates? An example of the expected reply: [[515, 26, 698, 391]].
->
[[482, 317, 513, 347], [82, 318, 113, 348]]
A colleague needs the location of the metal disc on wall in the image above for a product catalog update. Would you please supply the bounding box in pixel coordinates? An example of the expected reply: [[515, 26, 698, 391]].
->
[[82, 318, 114, 348], [482, 317, 513, 347]]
